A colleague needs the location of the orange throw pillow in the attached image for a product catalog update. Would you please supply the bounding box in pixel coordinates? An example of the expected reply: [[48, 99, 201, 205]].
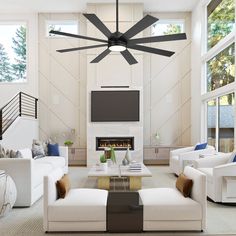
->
[[56, 174, 71, 199], [176, 173, 193, 198]]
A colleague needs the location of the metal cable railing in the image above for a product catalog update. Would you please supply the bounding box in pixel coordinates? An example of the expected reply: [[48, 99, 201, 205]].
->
[[0, 92, 38, 140]]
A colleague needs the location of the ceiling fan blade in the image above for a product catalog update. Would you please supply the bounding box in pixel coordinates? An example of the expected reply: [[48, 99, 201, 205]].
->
[[57, 44, 108, 53], [128, 33, 187, 45], [83, 14, 112, 38], [49, 30, 108, 43], [120, 50, 138, 65], [91, 48, 111, 63], [127, 44, 175, 57], [122, 15, 159, 39]]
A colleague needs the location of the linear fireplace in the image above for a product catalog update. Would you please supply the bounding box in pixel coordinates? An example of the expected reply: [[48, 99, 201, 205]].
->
[[96, 137, 134, 151]]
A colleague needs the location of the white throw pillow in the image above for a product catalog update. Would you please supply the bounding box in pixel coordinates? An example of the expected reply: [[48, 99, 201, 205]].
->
[[19, 149, 32, 159]]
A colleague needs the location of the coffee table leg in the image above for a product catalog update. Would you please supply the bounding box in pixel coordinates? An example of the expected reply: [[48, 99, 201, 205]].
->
[[98, 177, 110, 190], [129, 177, 142, 190]]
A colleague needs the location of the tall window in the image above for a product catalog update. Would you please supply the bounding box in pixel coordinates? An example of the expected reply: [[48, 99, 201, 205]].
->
[[151, 20, 185, 36], [207, 0, 235, 50], [203, 0, 235, 152], [0, 23, 27, 82]]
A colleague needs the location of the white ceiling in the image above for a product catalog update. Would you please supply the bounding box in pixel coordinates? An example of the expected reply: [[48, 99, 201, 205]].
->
[[0, 0, 199, 13]]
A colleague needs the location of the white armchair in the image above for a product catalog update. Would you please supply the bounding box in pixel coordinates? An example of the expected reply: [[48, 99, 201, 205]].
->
[[193, 153, 236, 203], [44, 168, 108, 232], [169, 145, 215, 176]]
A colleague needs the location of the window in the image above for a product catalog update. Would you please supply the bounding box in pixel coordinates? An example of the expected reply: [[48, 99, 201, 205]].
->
[[0, 23, 27, 82], [151, 20, 184, 36], [207, 94, 235, 152], [207, 43, 235, 92], [203, 0, 235, 152], [207, 0, 235, 50], [46, 21, 78, 37]]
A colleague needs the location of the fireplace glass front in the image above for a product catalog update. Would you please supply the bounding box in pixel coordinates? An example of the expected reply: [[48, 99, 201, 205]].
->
[[96, 137, 134, 151]]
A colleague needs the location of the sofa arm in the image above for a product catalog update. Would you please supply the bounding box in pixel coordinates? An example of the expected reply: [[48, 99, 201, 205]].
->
[[43, 168, 64, 232], [59, 146, 68, 172], [0, 158, 32, 206], [214, 162, 236, 177], [179, 148, 216, 161], [193, 154, 230, 169], [170, 146, 194, 157]]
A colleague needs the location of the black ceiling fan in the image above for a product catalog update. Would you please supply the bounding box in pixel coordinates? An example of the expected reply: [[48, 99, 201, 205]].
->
[[49, 0, 187, 65]]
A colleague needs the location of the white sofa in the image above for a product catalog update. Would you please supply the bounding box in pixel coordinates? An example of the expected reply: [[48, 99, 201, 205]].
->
[[193, 153, 236, 203], [44, 168, 108, 232], [169, 145, 215, 175], [0, 146, 68, 207], [139, 166, 207, 232]]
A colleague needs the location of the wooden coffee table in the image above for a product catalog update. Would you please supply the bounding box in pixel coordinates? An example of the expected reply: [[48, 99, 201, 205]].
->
[[88, 164, 152, 190]]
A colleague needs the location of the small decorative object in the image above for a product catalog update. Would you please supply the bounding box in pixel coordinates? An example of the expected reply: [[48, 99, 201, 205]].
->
[[125, 146, 131, 163], [99, 154, 107, 171], [122, 157, 129, 166], [0, 170, 17, 217], [122, 146, 131, 166], [64, 140, 73, 147]]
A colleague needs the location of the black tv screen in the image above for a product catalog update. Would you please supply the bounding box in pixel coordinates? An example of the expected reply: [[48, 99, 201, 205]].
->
[[91, 90, 140, 122]]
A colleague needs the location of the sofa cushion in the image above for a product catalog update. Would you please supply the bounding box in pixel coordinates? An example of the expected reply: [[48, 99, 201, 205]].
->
[[176, 174, 193, 197], [138, 188, 202, 221], [47, 143, 60, 156], [35, 156, 65, 169], [198, 168, 213, 183], [56, 174, 71, 199], [48, 189, 108, 222], [194, 143, 207, 151]]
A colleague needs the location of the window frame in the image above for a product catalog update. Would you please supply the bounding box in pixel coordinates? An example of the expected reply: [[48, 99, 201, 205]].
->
[[0, 21, 28, 84], [151, 19, 185, 36], [201, 0, 236, 152], [45, 20, 78, 38]]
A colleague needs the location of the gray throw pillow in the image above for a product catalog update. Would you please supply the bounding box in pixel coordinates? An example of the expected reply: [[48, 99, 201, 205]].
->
[[0, 145, 6, 158], [33, 139, 48, 155], [32, 144, 45, 159], [9, 150, 23, 158], [0, 145, 22, 158]]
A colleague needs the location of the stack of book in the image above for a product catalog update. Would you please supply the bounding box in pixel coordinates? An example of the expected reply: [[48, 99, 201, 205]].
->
[[129, 162, 142, 172]]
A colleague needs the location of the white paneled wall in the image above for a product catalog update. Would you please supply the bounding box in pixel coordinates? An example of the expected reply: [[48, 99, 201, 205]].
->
[[38, 13, 87, 147], [143, 12, 192, 146], [86, 3, 144, 166], [38, 8, 192, 154]]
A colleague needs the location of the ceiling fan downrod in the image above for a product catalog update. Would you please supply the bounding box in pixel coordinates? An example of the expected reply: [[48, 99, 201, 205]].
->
[[116, 0, 119, 33]]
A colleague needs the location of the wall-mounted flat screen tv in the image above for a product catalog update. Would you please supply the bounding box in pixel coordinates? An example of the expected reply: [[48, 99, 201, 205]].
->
[[91, 90, 140, 122]]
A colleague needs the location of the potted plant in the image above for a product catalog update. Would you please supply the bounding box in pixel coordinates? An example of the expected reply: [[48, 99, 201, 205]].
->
[[64, 140, 73, 147], [99, 154, 107, 171]]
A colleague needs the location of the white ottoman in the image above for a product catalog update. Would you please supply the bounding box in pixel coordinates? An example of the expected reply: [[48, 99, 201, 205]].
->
[[0, 170, 17, 217]]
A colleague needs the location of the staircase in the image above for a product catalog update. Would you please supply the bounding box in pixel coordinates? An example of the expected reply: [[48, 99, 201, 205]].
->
[[0, 92, 38, 140]]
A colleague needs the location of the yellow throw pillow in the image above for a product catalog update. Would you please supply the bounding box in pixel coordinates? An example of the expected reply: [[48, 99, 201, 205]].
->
[[176, 173, 193, 198], [56, 174, 71, 199]]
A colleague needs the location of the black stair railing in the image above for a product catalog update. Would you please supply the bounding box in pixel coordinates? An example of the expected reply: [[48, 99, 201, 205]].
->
[[0, 92, 38, 140]]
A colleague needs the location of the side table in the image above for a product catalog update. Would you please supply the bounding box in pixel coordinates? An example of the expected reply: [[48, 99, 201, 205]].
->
[[107, 192, 143, 232], [0, 170, 17, 217]]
